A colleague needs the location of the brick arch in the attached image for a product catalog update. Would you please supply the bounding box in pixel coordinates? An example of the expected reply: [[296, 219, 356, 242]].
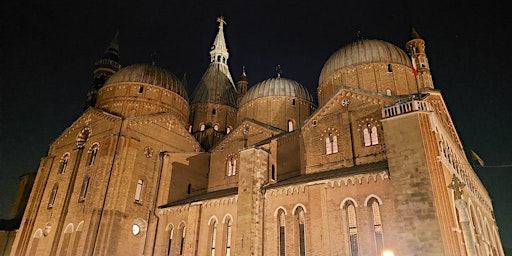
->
[[364, 194, 383, 206]]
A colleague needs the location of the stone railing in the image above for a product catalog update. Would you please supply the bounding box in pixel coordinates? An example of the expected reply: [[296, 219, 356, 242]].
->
[[382, 100, 432, 118]]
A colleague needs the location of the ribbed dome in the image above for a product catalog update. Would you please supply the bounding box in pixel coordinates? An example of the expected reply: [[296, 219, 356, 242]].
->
[[319, 39, 411, 85], [105, 63, 188, 100], [240, 77, 314, 105]]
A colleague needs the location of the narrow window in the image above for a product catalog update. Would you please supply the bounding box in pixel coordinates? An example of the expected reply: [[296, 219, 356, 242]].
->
[[387, 64, 393, 72], [188, 125, 193, 133], [167, 228, 174, 256], [79, 176, 90, 202], [135, 179, 143, 203], [212, 109, 217, 116], [325, 133, 338, 155], [213, 124, 219, 131], [296, 207, 306, 256], [292, 99, 296, 106], [226, 126, 232, 134], [370, 126, 379, 145], [226, 157, 236, 176], [187, 184, 192, 194], [370, 199, 384, 254], [179, 226, 186, 255], [363, 127, 371, 146], [288, 120, 294, 132], [48, 183, 58, 208], [386, 89, 392, 96], [209, 219, 217, 256], [225, 217, 233, 256], [86, 144, 99, 166], [345, 201, 359, 256], [271, 165, 276, 181], [58, 154, 70, 174], [139, 86, 144, 93], [278, 210, 286, 256], [200, 123, 206, 131]]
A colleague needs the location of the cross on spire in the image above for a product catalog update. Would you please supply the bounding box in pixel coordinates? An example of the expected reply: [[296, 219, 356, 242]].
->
[[217, 16, 226, 28]]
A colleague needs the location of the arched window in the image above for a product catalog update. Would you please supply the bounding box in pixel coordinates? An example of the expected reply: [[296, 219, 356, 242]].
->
[[278, 209, 286, 256], [48, 183, 58, 208], [225, 217, 233, 256], [58, 153, 70, 174], [134, 179, 143, 203], [344, 200, 359, 256], [167, 226, 174, 256], [59, 224, 74, 256], [209, 219, 217, 256], [86, 144, 99, 166], [179, 224, 186, 255], [226, 157, 236, 176], [369, 198, 383, 254], [288, 120, 294, 132], [271, 165, 276, 181], [200, 123, 206, 131], [325, 133, 338, 155], [363, 124, 379, 146], [386, 89, 392, 96], [212, 109, 217, 116], [226, 126, 232, 134], [29, 229, 43, 256], [295, 207, 306, 256], [79, 176, 90, 202], [213, 124, 219, 131], [188, 125, 193, 133]]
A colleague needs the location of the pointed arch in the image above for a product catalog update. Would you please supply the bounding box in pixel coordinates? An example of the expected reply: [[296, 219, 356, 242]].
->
[[86, 143, 99, 166], [58, 153, 70, 174], [367, 197, 384, 254], [277, 208, 287, 256], [208, 218, 218, 256], [295, 206, 306, 256], [292, 203, 308, 215], [343, 199, 359, 256], [178, 222, 186, 255], [224, 215, 233, 256]]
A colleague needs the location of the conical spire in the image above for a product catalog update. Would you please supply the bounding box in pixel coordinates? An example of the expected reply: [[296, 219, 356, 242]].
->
[[210, 16, 229, 65], [410, 27, 422, 40], [103, 30, 120, 62]]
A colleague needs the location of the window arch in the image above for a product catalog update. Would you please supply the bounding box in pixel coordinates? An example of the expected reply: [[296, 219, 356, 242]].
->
[[325, 133, 338, 155], [363, 124, 379, 146], [208, 218, 218, 256], [178, 223, 186, 255], [58, 153, 70, 174], [48, 183, 58, 208], [368, 198, 383, 254], [344, 200, 359, 256], [295, 206, 306, 256], [226, 156, 237, 176], [166, 224, 174, 256], [288, 120, 294, 132], [224, 216, 233, 256], [134, 179, 143, 203], [86, 144, 99, 166], [29, 229, 43, 256], [277, 209, 286, 256], [79, 176, 90, 202]]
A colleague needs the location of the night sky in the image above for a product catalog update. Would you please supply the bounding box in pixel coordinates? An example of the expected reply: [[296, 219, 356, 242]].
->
[[1, 0, 510, 249]]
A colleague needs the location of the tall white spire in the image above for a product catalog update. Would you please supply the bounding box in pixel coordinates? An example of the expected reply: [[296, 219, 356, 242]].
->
[[210, 16, 229, 65]]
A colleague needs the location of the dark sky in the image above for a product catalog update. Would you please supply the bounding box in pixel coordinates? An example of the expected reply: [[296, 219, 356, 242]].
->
[[1, 0, 510, 248]]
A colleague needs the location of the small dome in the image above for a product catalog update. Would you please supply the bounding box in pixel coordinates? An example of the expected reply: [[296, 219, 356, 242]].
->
[[319, 39, 411, 85], [105, 63, 188, 100], [240, 77, 314, 105]]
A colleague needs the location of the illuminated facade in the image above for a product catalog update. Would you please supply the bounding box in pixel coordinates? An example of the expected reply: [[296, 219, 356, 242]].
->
[[8, 18, 504, 256]]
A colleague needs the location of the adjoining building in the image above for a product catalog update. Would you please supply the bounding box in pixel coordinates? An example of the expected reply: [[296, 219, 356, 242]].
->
[[9, 17, 504, 256]]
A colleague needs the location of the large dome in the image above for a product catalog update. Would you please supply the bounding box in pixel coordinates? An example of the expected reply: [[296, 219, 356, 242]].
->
[[318, 39, 411, 85], [105, 63, 188, 100], [240, 77, 314, 105]]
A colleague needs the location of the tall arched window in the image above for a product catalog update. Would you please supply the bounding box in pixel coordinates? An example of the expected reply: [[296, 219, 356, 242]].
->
[[325, 133, 338, 155], [134, 179, 143, 203], [179, 224, 186, 255], [29, 229, 43, 256], [344, 201, 359, 256], [59, 224, 74, 256], [86, 144, 99, 166], [167, 226, 174, 256], [209, 219, 218, 256], [226, 157, 236, 176], [48, 183, 58, 208], [288, 120, 294, 132], [295, 207, 306, 256], [226, 126, 232, 134], [79, 176, 90, 202], [278, 209, 286, 256], [58, 153, 70, 174], [371, 126, 379, 145], [369, 198, 383, 254], [225, 217, 233, 256]]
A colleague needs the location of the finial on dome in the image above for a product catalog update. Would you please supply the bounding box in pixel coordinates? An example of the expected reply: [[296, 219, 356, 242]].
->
[[217, 16, 226, 28], [410, 27, 422, 40], [356, 30, 364, 40], [242, 65, 246, 76], [276, 65, 282, 78], [150, 52, 157, 65]]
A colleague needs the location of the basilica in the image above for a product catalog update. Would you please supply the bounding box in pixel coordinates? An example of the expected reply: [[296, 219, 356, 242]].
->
[[6, 17, 505, 255]]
